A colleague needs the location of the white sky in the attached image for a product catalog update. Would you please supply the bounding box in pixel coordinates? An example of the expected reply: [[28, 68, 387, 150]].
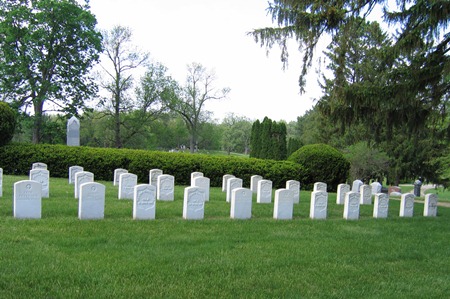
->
[[88, 0, 325, 123]]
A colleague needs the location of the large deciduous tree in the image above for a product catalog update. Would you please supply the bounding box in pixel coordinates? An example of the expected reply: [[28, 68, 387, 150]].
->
[[221, 113, 252, 154], [98, 25, 149, 148], [167, 63, 230, 153], [0, 0, 102, 143]]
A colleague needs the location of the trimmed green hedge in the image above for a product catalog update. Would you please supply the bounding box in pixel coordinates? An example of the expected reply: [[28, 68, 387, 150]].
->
[[0, 143, 307, 189], [288, 144, 350, 191]]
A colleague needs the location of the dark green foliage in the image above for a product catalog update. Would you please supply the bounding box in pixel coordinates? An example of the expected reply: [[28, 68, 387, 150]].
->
[[288, 144, 350, 191], [0, 102, 16, 146], [287, 138, 302, 157], [250, 117, 288, 160], [0, 144, 306, 188]]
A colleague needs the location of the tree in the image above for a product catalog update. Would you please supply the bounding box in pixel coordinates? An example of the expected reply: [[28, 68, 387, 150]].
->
[[98, 25, 149, 148], [0, 102, 16, 146], [250, 117, 288, 160], [0, 0, 102, 143], [221, 113, 252, 154], [167, 63, 230, 153]]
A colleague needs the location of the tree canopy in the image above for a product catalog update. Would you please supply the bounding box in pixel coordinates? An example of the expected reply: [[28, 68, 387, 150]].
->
[[0, 0, 102, 143]]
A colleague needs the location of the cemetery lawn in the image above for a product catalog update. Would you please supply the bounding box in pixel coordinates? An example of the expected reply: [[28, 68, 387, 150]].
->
[[1, 175, 449, 298]]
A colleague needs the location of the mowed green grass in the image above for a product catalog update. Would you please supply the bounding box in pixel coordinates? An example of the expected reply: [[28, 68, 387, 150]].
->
[[1, 175, 449, 298]]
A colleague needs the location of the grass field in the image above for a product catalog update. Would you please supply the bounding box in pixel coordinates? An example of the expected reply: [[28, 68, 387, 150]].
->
[[1, 175, 449, 298]]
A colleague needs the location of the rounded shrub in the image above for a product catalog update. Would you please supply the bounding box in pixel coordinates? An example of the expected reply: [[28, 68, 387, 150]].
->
[[288, 144, 350, 191], [0, 102, 16, 146]]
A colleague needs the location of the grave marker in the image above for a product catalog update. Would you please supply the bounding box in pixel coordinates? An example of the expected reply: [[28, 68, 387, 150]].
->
[[250, 175, 263, 193], [226, 177, 243, 203], [32, 162, 47, 170], [336, 183, 350, 205], [114, 168, 128, 186], [133, 184, 156, 220], [183, 186, 206, 220], [373, 193, 389, 218], [343, 191, 360, 220], [400, 193, 415, 217], [286, 180, 300, 204], [310, 191, 328, 220], [29, 169, 50, 198], [190, 172, 204, 185], [424, 193, 438, 217], [360, 184, 372, 205], [67, 116, 80, 146], [74, 171, 94, 198], [157, 174, 174, 201], [352, 179, 363, 193], [230, 188, 252, 219], [78, 182, 105, 220], [13, 180, 42, 219], [257, 179, 272, 204], [222, 174, 235, 192], [371, 182, 382, 195], [149, 169, 163, 187], [313, 182, 327, 192], [69, 166, 83, 184], [192, 176, 210, 202], [273, 189, 294, 220], [118, 173, 137, 200]]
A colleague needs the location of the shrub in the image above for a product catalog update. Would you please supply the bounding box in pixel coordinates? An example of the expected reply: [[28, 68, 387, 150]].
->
[[0, 143, 306, 189], [288, 144, 350, 191], [0, 102, 16, 146]]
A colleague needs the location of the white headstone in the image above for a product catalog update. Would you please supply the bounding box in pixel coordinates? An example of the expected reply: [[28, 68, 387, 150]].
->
[[69, 166, 83, 184], [149, 169, 163, 187], [74, 171, 94, 198], [352, 179, 363, 193], [78, 182, 105, 220], [373, 193, 389, 218], [310, 191, 328, 220], [183, 186, 206, 220], [313, 182, 327, 192], [423, 193, 438, 217], [222, 174, 235, 192], [343, 191, 360, 220], [257, 179, 272, 204], [336, 183, 350, 205], [14, 180, 42, 219], [114, 168, 128, 186], [118, 173, 138, 200], [0, 168, 3, 197], [250, 175, 263, 193], [29, 169, 50, 198], [400, 193, 415, 217], [192, 176, 210, 202], [157, 174, 174, 201], [67, 116, 80, 146], [133, 184, 156, 220], [226, 178, 243, 203], [190, 172, 204, 185], [32, 162, 47, 170], [286, 180, 300, 204], [230, 188, 252, 219], [371, 182, 382, 195], [273, 189, 294, 220], [360, 184, 372, 205]]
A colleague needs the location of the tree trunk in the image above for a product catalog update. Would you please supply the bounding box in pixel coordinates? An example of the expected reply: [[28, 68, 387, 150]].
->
[[114, 94, 122, 148], [32, 100, 44, 144]]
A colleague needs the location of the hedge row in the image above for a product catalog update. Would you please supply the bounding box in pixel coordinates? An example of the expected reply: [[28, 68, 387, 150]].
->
[[0, 143, 307, 189]]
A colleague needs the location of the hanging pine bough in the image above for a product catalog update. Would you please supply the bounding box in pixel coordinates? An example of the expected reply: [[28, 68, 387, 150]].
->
[[250, 0, 449, 136]]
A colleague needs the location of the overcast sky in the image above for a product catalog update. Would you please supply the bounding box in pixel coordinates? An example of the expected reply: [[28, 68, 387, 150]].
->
[[88, 0, 324, 122]]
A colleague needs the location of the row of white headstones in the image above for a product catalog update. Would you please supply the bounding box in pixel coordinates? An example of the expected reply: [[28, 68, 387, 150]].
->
[[3, 163, 438, 220]]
